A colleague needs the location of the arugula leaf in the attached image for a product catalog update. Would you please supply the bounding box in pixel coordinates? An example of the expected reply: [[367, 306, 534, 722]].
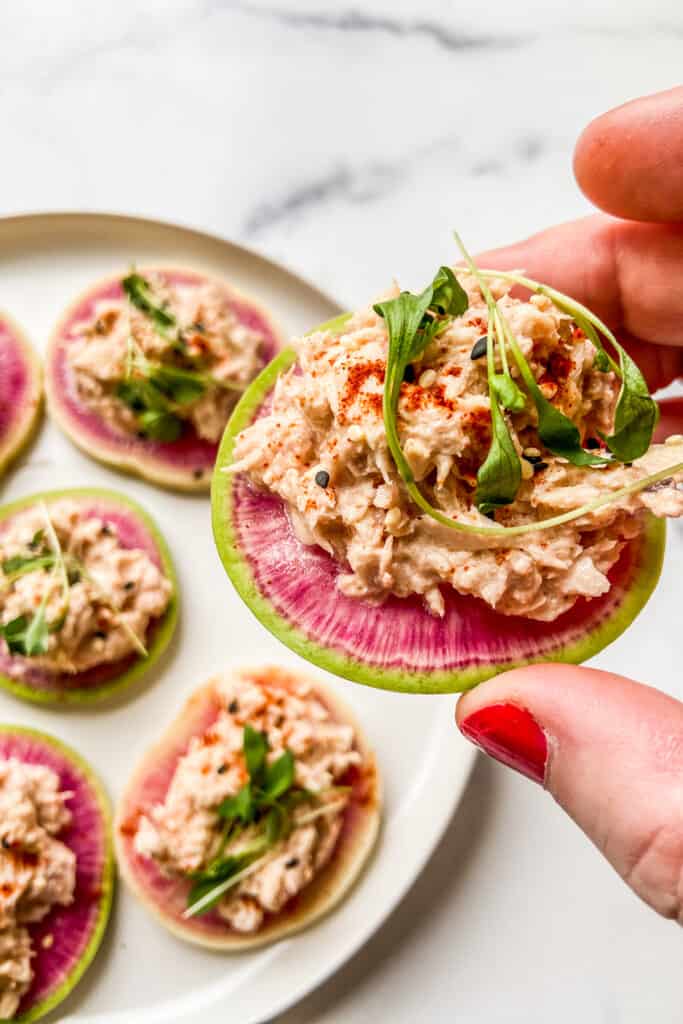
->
[[29, 529, 45, 550], [0, 615, 32, 655], [186, 853, 252, 915], [137, 408, 184, 442], [0, 603, 50, 657], [218, 784, 254, 825], [122, 272, 177, 340], [243, 724, 268, 782], [430, 266, 469, 317], [2, 554, 55, 577], [148, 365, 206, 406], [262, 750, 295, 801], [490, 373, 526, 413], [605, 348, 659, 461], [116, 379, 184, 442], [474, 401, 522, 515], [502, 329, 610, 468], [24, 604, 50, 655]]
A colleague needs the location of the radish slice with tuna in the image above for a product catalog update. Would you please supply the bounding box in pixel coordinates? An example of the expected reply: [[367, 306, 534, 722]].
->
[[0, 725, 113, 1022], [115, 666, 381, 950], [211, 333, 667, 695], [0, 488, 178, 705], [45, 267, 284, 492], [0, 312, 42, 479]]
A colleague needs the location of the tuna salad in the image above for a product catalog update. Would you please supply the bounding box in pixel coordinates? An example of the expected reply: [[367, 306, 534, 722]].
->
[[0, 499, 172, 673], [130, 668, 366, 932], [66, 270, 267, 444], [0, 757, 75, 1019], [232, 260, 683, 622]]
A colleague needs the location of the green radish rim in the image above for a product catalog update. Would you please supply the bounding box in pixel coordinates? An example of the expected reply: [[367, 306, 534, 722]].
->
[[0, 724, 114, 1023], [0, 487, 179, 705], [212, 319, 667, 694]]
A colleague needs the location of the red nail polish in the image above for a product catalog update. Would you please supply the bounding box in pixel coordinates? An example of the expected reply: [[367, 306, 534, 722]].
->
[[460, 703, 548, 784]]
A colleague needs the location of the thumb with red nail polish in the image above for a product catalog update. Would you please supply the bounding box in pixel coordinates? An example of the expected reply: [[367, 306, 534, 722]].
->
[[457, 664, 683, 923]]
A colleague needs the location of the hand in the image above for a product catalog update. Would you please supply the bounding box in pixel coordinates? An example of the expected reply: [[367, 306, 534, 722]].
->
[[456, 86, 683, 922]]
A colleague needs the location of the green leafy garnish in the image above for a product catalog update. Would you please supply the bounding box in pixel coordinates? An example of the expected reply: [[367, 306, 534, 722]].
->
[[122, 272, 177, 340], [185, 725, 312, 919], [604, 348, 659, 462], [1, 553, 55, 578], [0, 609, 49, 656], [471, 265, 660, 462], [366, 234, 682, 538]]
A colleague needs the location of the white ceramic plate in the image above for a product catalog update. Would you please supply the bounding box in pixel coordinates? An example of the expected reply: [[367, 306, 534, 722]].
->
[[0, 213, 476, 1024]]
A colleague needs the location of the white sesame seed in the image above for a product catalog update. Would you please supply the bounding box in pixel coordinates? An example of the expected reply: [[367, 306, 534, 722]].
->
[[521, 459, 534, 480], [418, 369, 437, 388], [348, 424, 364, 442], [523, 447, 541, 458], [665, 434, 683, 446], [385, 507, 403, 532]]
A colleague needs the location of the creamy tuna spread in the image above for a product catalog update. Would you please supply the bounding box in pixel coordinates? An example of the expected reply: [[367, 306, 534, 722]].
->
[[67, 271, 266, 443], [232, 272, 683, 621], [0, 500, 172, 672], [0, 757, 75, 1019], [132, 668, 363, 932]]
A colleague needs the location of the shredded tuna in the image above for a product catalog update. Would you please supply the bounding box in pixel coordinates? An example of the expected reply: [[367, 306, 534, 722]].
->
[[67, 273, 265, 442], [133, 667, 363, 933], [0, 500, 172, 672], [233, 276, 683, 621], [0, 759, 75, 1019]]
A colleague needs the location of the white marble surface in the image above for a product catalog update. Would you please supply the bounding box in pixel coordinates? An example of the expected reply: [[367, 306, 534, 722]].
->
[[1, 2, 683, 1021]]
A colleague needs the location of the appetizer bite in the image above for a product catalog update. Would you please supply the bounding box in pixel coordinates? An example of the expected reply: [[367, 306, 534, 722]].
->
[[0, 488, 177, 704], [116, 665, 381, 949], [0, 725, 113, 1022], [46, 268, 283, 491], [0, 313, 42, 479], [212, 238, 683, 693]]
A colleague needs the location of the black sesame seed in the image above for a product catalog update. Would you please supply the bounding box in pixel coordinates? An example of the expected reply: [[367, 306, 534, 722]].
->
[[533, 461, 549, 473], [193, 468, 204, 480], [217, 764, 227, 774], [315, 470, 330, 488], [624, 462, 633, 468], [94, 630, 108, 640], [470, 335, 488, 360], [484, 510, 496, 520], [124, 581, 135, 590], [403, 364, 415, 383], [285, 857, 300, 869], [2, 837, 10, 849], [585, 437, 601, 450], [102, 524, 112, 536], [523, 454, 543, 465], [228, 699, 239, 714]]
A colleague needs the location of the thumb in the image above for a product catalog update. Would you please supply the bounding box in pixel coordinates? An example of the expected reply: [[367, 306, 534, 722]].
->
[[456, 664, 683, 922]]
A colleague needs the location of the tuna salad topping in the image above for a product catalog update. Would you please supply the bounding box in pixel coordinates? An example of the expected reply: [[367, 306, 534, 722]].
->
[[0, 757, 75, 1019], [67, 271, 267, 443], [0, 500, 172, 672], [232, 246, 683, 621], [131, 668, 363, 931]]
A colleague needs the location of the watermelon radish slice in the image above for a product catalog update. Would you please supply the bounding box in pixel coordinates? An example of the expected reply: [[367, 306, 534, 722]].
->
[[115, 667, 381, 950], [45, 267, 284, 492], [211, 328, 667, 695], [0, 312, 43, 479], [0, 725, 113, 1022], [0, 488, 178, 705]]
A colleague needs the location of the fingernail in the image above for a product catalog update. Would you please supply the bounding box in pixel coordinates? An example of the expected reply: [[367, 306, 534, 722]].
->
[[459, 703, 548, 784]]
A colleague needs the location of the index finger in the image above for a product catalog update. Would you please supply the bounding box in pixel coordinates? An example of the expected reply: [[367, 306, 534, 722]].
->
[[573, 86, 683, 223]]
